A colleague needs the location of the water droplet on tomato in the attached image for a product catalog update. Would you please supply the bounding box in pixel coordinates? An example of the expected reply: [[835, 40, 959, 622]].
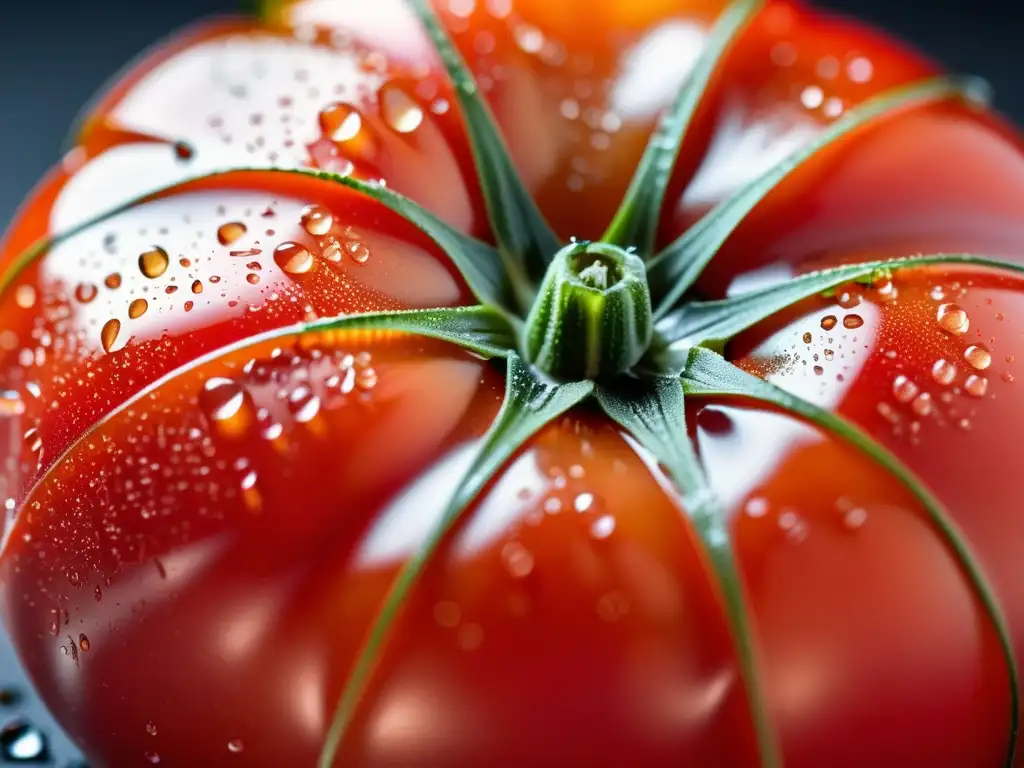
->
[[288, 385, 321, 422], [199, 378, 245, 422], [937, 303, 969, 335], [356, 367, 377, 390], [145, 751, 161, 765], [145, 722, 158, 736], [274, 242, 314, 275], [820, 315, 837, 331], [345, 240, 370, 264], [14, 285, 36, 309], [100, 319, 121, 353], [322, 239, 342, 262], [590, 514, 616, 539], [300, 204, 334, 236], [843, 314, 863, 329], [573, 492, 594, 513], [227, 739, 244, 754], [964, 344, 992, 370], [75, 282, 98, 303], [965, 374, 988, 397], [843, 507, 868, 529], [246, 273, 260, 285], [380, 83, 424, 133], [836, 289, 860, 309], [802, 332, 812, 344], [501, 542, 534, 578], [892, 375, 919, 404], [138, 247, 169, 278], [744, 497, 769, 518], [217, 221, 247, 245], [78, 633, 90, 652], [931, 358, 956, 386], [319, 102, 362, 142], [912, 393, 933, 416], [128, 298, 148, 319]]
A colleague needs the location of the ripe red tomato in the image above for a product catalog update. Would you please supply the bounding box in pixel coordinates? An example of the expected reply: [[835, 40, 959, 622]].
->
[[2, 0, 1024, 766]]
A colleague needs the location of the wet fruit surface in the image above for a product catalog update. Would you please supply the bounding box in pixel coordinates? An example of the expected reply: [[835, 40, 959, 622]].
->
[[2, 0, 1024, 766]]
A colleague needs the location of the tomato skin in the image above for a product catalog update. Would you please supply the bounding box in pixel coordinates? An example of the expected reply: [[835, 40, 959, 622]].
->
[[2, 0, 1024, 766]]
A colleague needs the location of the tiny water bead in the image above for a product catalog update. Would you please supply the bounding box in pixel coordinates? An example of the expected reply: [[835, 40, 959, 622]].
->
[[191, 279, 204, 294], [319, 102, 362, 142], [100, 319, 121, 354], [964, 344, 992, 370], [820, 315, 837, 331], [138, 247, 170, 279], [501, 541, 535, 578], [227, 738, 244, 754], [345, 241, 371, 264], [74, 282, 98, 304], [892, 375, 919, 404], [931, 358, 957, 386], [299, 204, 333, 236], [842, 314, 864, 329], [912, 392, 934, 417], [937, 303, 970, 335], [274, 242, 314, 275], [965, 374, 989, 398], [590, 514, 616, 539], [14, 285, 36, 310], [145, 722, 157, 736], [380, 83, 425, 134], [217, 222, 248, 246], [104, 273, 122, 289], [199, 377, 246, 422], [128, 299, 148, 319], [802, 332, 812, 344]]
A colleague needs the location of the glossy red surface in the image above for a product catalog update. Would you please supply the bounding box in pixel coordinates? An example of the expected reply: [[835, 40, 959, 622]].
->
[[1, 0, 1024, 765]]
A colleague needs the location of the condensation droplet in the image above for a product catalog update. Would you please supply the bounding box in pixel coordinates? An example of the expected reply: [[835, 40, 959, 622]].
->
[[14, 285, 36, 309], [288, 385, 321, 423], [75, 282, 98, 303], [820, 315, 837, 331], [199, 377, 245, 422], [912, 393, 933, 417], [100, 319, 121, 353], [217, 222, 247, 246], [965, 374, 989, 397], [139, 247, 170, 278], [843, 507, 868, 529], [105, 272, 122, 289], [590, 514, 616, 539], [843, 314, 864, 329], [931, 358, 957, 386], [380, 83, 424, 133], [892, 375, 919, 404], [964, 344, 992, 370], [813, 365, 824, 376], [319, 102, 362, 142], [937, 303, 969, 335], [128, 298, 148, 319], [300, 204, 334, 236], [227, 739, 244, 754], [802, 332, 812, 344], [274, 242, 315, 275], [345, 241, 371, 264], [78, 633, 90, 652], [744, 497, 769, 518], [145, 722, 158, 736], [191, 279, 204, 294], [501, 542, 535, 578], [356, 367, 377, 390]]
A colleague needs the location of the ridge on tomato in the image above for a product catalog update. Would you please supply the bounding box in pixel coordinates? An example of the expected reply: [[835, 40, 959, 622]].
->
[[2, 0, 1024, 766]]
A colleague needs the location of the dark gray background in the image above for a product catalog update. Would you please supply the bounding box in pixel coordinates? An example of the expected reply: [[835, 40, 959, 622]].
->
[[0, 1, 1020, 229], [0, 1, 1018, 765]]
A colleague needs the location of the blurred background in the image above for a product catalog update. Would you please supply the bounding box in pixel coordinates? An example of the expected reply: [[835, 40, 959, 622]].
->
[[0, 0, 1019, 764]]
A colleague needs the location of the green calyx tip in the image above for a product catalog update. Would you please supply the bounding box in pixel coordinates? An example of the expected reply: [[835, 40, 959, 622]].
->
[[523, 242, 653, 381]]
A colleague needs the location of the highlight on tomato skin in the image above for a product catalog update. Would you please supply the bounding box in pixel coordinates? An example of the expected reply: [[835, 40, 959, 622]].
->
[[1, 0, 1024, 766]]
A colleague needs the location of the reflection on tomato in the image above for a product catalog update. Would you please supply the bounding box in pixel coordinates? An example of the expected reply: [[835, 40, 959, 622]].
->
[[1, 0, 1024, 766]]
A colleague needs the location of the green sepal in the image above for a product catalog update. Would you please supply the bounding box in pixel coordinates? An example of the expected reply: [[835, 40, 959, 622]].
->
[[602, 0, 764, 254], [646, 76, 983, 318], [595, 377, 781, 768], [681, 346, 1019, 768], [0, 167, 513, 316], [524, 242, 653, 381], [651, 253, 1024, 371], [406, 0, 560, 307], [318, 353, 593, 767]]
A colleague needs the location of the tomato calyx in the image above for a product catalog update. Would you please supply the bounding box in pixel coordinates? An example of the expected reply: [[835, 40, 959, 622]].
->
[[523, 241, 653, 380]]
